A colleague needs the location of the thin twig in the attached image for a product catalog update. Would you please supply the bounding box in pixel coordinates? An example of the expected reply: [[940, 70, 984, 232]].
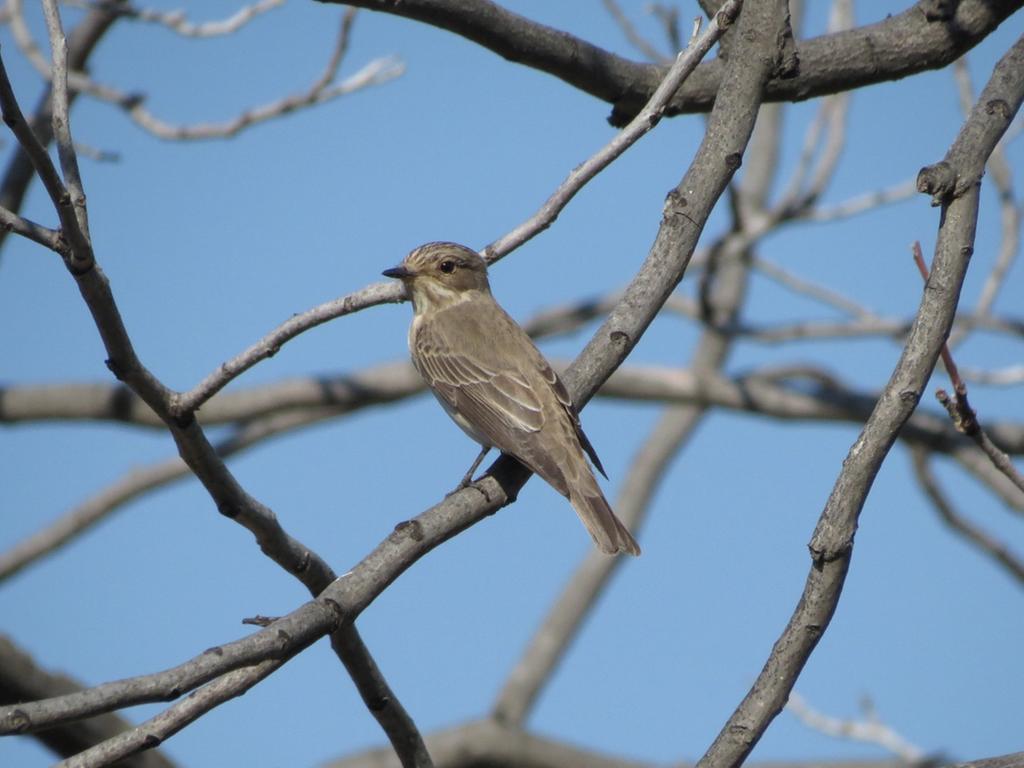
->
[[772, 0, 854, 217], [64, 0, 286, 38], [41, 0, 90, 239], [54, 659, 285, 768], [807, 178, 918, 222], [0, 204, 65, 251], [913, 241, 1024, 497], [753, 255, 881, 320], [8, 2, 403, 141], [602, 0, 672, 64], [482, 0, 739, 262], [912, 448, 1024, 586], [0, 49, 91, 266], [786, 692, 925, 762], [960, 364, 1024, 386]]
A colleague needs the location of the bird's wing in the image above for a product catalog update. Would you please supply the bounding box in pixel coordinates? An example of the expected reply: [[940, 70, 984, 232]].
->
[[539, 357, 607, 479], [413, 310, 545, 443], [414, 297, 607, 481]]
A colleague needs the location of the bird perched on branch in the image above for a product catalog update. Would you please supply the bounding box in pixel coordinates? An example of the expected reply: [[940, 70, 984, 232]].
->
[[383, 242, 640, 556]]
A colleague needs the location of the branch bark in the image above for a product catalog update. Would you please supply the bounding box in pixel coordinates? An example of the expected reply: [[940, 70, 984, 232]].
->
[[0, 635, 176, 767], [323, 0, 1021, 125]]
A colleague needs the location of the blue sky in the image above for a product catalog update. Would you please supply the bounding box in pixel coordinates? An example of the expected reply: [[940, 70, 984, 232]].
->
[[1, 2, 1021, 766]]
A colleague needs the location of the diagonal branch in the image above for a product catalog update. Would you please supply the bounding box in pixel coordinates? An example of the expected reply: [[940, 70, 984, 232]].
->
[[0, 634, 177, 767], [697, 32, 1024, 768], [911, 448, 1024, 586]]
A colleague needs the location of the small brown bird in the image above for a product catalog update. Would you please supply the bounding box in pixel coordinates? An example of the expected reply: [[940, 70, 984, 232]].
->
[[383, 242, 640, 556]]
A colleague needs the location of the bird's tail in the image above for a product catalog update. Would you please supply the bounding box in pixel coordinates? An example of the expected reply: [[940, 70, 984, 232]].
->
[[568, 483, 641, 556]]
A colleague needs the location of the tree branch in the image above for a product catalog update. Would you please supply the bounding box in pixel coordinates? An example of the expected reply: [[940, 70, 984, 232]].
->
[[911, 448, 1024, 586], [0, 0, 123, 253], [323, 0, 1022, 125], [0, 634, 177, 767], [696, 32, 1024, 768]]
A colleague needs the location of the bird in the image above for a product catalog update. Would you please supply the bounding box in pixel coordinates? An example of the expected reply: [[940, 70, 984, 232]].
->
[[382, 242, 640, 556]]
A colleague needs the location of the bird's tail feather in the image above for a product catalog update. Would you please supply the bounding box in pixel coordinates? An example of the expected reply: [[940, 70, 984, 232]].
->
[[568, 487, 641, 556]]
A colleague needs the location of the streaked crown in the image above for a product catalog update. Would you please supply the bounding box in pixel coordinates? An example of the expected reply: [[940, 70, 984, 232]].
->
[[402, 242, 490, 293], [382, 242, 492, 314]]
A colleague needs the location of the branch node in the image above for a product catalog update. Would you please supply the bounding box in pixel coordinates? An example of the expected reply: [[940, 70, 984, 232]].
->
[[609, 329, 631, 347], [141, 731, 162, 748], [5, 708, 30, 734], [921, 0, 956, 22], [916, 161, 956, 205], [104, 357, 126, 380], [394, 519, 425, 541], [985, 98, 1011, 120], [898, 388, 920, 404], [217, 501, 240, 519]]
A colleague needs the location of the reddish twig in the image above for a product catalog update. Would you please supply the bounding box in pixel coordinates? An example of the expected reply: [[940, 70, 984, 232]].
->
[[912, 241, 1024, 496]]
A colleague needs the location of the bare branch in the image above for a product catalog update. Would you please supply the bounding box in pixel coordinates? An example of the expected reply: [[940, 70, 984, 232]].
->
[[752, 255, 881, 320], [807, 179, 919, 222], [55, 659, 285, 768], [912, 241, 1024, 498], [912, 448, 1024, 586], [41, 0, 90, 239], [495, 0, 780, 739], [7, 2, 403, 142], [330, 0, 1021, 124], [0, 634, 177, 767], [961, 364, 1024, 386], [0, 47, 92, 267], [786, 692, 926, 763], [771, 0, 853, 217], [952, 443, 1024, 515], [482, 0, 740, 263], [124, 12, 405, 141], [332, 630, 434, 768], [0, 0, 121, 253], [0, 204, 65, 251], [698, 31, 1024, 768], [65, 0, 286, 38], [602, 0, 672, 64], [0, 604, 336, 733]]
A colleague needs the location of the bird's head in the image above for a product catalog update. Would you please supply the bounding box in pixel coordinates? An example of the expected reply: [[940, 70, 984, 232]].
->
[[383, 242, 491, 313]]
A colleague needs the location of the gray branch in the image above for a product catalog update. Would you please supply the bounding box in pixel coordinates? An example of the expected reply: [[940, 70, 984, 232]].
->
[[325, 0, 1021, 125], [696, 31, 1024, 768], [0, 634, 176, 767]]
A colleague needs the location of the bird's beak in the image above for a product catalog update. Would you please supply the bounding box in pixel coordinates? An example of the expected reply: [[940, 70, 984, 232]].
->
[[382, 265, 414, 279]]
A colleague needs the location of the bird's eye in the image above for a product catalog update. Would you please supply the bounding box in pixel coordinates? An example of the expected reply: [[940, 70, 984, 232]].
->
[[439, 260, 456, 274]]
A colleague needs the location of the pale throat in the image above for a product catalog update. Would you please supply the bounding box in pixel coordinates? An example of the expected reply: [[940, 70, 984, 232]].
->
[[408, 279, 472, 316]]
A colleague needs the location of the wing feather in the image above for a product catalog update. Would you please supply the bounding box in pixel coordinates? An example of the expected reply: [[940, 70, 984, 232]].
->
[[413, 296, 605, 481]]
